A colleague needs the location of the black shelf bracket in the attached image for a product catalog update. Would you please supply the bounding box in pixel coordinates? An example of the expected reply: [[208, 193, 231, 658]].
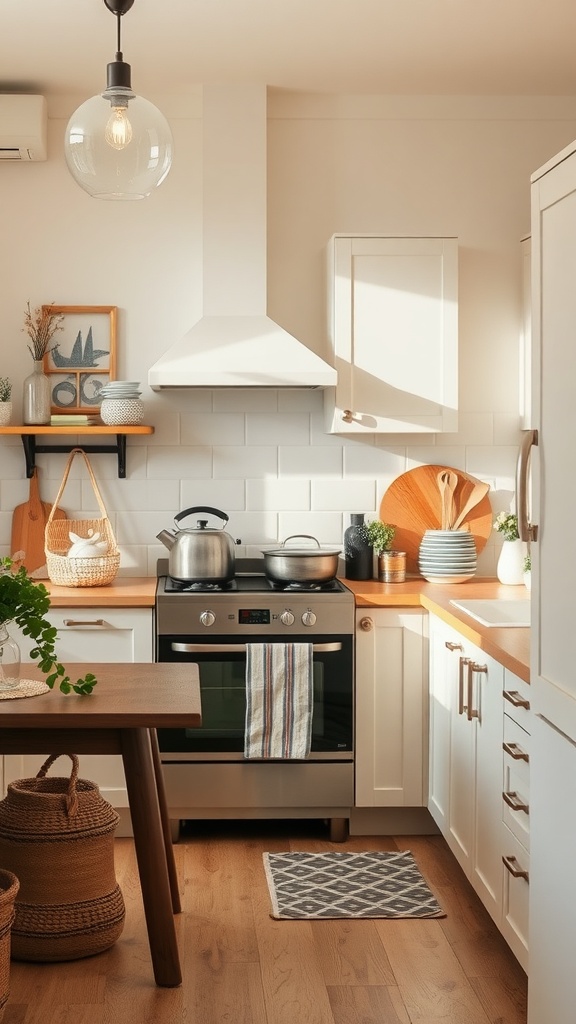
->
[[20, 434, 128, 478]]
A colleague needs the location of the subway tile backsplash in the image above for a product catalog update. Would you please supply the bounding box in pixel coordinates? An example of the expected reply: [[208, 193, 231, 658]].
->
[[0, 393, 522, 578]]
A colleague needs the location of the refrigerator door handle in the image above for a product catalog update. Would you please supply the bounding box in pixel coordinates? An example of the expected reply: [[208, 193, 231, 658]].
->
[[516, 428, 538, 542]]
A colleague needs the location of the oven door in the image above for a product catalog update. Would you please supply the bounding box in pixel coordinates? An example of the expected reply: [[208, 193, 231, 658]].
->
[[156, 633, 353, 761]]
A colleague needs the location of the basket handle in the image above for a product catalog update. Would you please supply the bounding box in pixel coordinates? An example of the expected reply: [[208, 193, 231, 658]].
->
[[37, 753, 80, 817], [47, 448, 110, 526]]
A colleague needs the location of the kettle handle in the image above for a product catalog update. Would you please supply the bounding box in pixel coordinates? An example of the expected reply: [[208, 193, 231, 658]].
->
[[174, 506, 230, 528]]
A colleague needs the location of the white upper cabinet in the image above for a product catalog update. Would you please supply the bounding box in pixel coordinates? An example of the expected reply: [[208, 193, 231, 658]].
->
[[324, 235, 459, 434], [520, 235, 533, 428]]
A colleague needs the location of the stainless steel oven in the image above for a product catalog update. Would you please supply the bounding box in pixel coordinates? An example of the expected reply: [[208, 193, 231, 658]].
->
[[155, 559, 355, 840]]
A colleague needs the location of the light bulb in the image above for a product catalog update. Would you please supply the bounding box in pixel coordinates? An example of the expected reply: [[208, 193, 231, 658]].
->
[[105, 105, 133, 150]]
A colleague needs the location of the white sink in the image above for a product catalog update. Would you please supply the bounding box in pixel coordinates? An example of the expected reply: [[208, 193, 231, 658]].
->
[[449, 598, 531, 627]]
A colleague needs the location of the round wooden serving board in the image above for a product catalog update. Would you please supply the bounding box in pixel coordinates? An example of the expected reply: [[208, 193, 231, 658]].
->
[[379, 464, 493, 573]]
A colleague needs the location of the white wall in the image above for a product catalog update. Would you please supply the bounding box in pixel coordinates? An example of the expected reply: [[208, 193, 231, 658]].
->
[[1, 92, 575, 577]]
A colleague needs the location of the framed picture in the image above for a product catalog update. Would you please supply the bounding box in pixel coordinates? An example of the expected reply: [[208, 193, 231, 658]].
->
[[42, 305, 117, 413]]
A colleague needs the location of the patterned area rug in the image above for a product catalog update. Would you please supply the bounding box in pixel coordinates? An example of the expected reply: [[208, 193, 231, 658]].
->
[[263, 850, 445, 920]]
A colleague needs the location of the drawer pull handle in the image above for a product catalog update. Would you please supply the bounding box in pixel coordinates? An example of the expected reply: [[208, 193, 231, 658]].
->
[[458, 656, 471, 716], [466, 661, 486, 721], [503, 790, 529, 814], [445, 641, 463, 651], [503, 690, 530, 710], [359, 617, 373, 632], [502, 855, 529, 882], [62, 618, 105, 627], [503, 741, 529, 762]]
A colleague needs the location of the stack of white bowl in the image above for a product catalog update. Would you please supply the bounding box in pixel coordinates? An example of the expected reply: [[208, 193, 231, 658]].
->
[[418, 529, 477, 583], [99, 381, 144, 425]]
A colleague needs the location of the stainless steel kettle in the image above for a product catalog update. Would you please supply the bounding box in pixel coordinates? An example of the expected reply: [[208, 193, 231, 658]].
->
[[156, 506, 236, 583]]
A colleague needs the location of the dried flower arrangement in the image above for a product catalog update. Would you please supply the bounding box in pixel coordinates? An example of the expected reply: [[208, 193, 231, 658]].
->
[[22, 302, 64, 361]]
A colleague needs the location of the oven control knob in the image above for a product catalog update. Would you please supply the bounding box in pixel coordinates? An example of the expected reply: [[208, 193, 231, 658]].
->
[[301, 610, 317, 627], [280, 610, 295, 626], [200, 610, 216, 627]]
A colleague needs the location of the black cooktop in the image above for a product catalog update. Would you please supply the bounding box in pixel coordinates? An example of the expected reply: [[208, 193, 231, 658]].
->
[[163, 574, 347, 595]]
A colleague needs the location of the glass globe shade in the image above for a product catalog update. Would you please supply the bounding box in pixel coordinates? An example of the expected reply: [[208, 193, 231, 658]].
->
[[65, 87, 173, 200]]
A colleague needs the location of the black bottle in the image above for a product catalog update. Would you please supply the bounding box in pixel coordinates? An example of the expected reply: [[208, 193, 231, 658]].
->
[[344, 513, 373, 580]]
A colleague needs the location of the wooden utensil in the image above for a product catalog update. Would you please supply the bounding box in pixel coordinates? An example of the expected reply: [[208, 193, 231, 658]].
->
[[10, 468, 66, 578], [438, 470, 459, 529], [451, 481, 491, 531], [379, 464, 493, 573]]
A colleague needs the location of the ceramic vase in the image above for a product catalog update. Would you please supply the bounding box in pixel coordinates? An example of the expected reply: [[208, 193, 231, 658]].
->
[[0, 403, 11, 427], [0, 623, 20, 692], [496, 538, 525, 585], [22, 360, 51, 425], [344, 513, 373, 580]]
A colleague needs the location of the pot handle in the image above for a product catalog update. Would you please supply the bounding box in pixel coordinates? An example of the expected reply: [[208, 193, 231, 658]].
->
[[174, 506, 229, 529], [281, 534, 321, 549]]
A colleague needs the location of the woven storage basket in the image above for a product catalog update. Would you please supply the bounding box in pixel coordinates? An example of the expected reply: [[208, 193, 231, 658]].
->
[[0, 870, 19, 1022], [45, 447, 120, 587], [0, 754, 125, 962]]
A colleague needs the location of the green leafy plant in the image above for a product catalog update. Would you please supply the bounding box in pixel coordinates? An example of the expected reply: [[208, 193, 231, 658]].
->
[[493, 511, 519, 542], [0, 558, 96, 695], [361, 519, 396, 553], [0, 378, 11, 402], [523, 554, 531, 573]]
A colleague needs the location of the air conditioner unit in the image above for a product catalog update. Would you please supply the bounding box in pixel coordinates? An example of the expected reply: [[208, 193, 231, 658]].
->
[[0, 95, 47, 161]]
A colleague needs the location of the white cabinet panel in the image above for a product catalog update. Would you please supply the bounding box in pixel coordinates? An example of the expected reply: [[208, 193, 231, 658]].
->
[[324, 235, 458, 434], [355, 608, 426, 807]]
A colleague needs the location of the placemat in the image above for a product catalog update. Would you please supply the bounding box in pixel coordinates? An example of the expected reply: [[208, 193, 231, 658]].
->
[[0, 679, 50, 700]]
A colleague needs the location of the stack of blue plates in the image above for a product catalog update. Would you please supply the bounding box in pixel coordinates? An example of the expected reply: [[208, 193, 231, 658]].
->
[[418, 530, 477, 584]]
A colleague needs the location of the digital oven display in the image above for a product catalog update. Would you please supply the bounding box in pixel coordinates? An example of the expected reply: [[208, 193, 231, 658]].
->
[[238, 608, 271, 625]]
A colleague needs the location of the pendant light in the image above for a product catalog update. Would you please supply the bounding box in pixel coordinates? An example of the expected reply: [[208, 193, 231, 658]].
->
[[64, 0, 173, 200]]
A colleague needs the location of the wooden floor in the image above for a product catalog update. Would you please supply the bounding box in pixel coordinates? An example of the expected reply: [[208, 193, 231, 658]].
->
[[4, 821, 527, 1024]]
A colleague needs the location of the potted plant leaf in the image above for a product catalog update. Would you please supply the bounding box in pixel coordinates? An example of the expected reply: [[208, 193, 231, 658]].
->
[[361, 520, 405, 582], [0, 377, 12, 427], [0, 557, 96, 694]]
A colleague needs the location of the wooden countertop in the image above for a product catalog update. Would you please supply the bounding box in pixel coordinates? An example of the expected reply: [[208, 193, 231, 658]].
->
[[344, 576, 531, 682], [42, 576, 157, 608]]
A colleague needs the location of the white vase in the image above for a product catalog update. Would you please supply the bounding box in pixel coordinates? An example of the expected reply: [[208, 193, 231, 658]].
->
[[497, 539, 525, 585], [0, 402, 12, 426]]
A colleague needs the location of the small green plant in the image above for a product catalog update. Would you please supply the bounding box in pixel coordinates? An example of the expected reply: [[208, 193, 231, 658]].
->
[[0, 558, 96, 694], [361, 519, 396, 553], [0, 378, 11, 402], [493, 511, 519, 542], [523, 554, 531, 573]]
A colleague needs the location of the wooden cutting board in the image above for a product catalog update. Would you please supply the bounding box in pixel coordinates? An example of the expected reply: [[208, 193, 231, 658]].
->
[[379, 464, 493, 573], [10, 468, 67, 579]]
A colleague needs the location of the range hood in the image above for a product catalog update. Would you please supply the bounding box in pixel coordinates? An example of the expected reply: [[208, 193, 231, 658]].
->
[[148, 85, 337, 389]]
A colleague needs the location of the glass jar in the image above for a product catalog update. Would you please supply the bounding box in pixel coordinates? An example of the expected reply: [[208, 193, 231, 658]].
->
[[23, 360, 51, 425], [0, 622, 21, 691]]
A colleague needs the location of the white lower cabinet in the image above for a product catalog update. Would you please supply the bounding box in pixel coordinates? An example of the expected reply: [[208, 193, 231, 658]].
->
[[4, 608, 153, 818], [428, 614, 504, 926], [355, 608, 427, 807], [501, 668, 531, 972]]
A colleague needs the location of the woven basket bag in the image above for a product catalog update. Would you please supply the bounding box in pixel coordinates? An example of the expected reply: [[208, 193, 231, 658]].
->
[[0, 754, 125, 962], [0, 871, 19, 1022], [45, 447, 120, 587]]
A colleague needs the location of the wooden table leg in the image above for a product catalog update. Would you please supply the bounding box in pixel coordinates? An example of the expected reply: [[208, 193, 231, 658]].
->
[[149, 728, 182, 913], [120, 728, 182, 988]]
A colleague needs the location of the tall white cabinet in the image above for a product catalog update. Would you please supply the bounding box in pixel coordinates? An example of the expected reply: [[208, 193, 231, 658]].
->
[[324, 235, 459, 434], [527, 138, 576, 1023]]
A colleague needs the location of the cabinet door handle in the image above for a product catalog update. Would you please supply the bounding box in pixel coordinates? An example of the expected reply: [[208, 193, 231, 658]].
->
[[62, 618, 106, 627], [516, 428, 538, 542], [502, 855, 529, 882], [342, 409, 354, 423], [503, 741, 529, 762], [445, 641, 463, 651], [503, 790, 529, 814], [359, 617, 373, 632], [503, 690, 530, 710], [458, 656, 471, 715], [467, 661, 486, 721]]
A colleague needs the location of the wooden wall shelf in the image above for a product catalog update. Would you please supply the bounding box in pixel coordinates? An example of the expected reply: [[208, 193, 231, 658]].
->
[[0, 425, 154, 478]]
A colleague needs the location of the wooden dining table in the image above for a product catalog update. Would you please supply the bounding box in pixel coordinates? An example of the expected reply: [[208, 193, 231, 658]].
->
[[0, 663, 201, 988]]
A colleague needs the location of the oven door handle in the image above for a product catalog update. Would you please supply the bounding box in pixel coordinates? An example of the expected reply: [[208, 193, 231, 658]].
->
[[170, 642, 344, 654]]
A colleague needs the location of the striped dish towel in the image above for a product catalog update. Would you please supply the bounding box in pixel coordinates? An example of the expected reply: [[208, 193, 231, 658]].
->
[[244, 643, 313, 759]]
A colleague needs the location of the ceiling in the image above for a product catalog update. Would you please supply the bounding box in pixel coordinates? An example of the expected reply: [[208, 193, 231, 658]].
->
[[1, 0, 576, 100]]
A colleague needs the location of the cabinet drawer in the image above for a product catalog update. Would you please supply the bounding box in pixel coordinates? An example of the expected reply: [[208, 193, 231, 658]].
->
[[503, 669, 531, 732], [503, 714, 530, 852], [501, 822, 529, 972]]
